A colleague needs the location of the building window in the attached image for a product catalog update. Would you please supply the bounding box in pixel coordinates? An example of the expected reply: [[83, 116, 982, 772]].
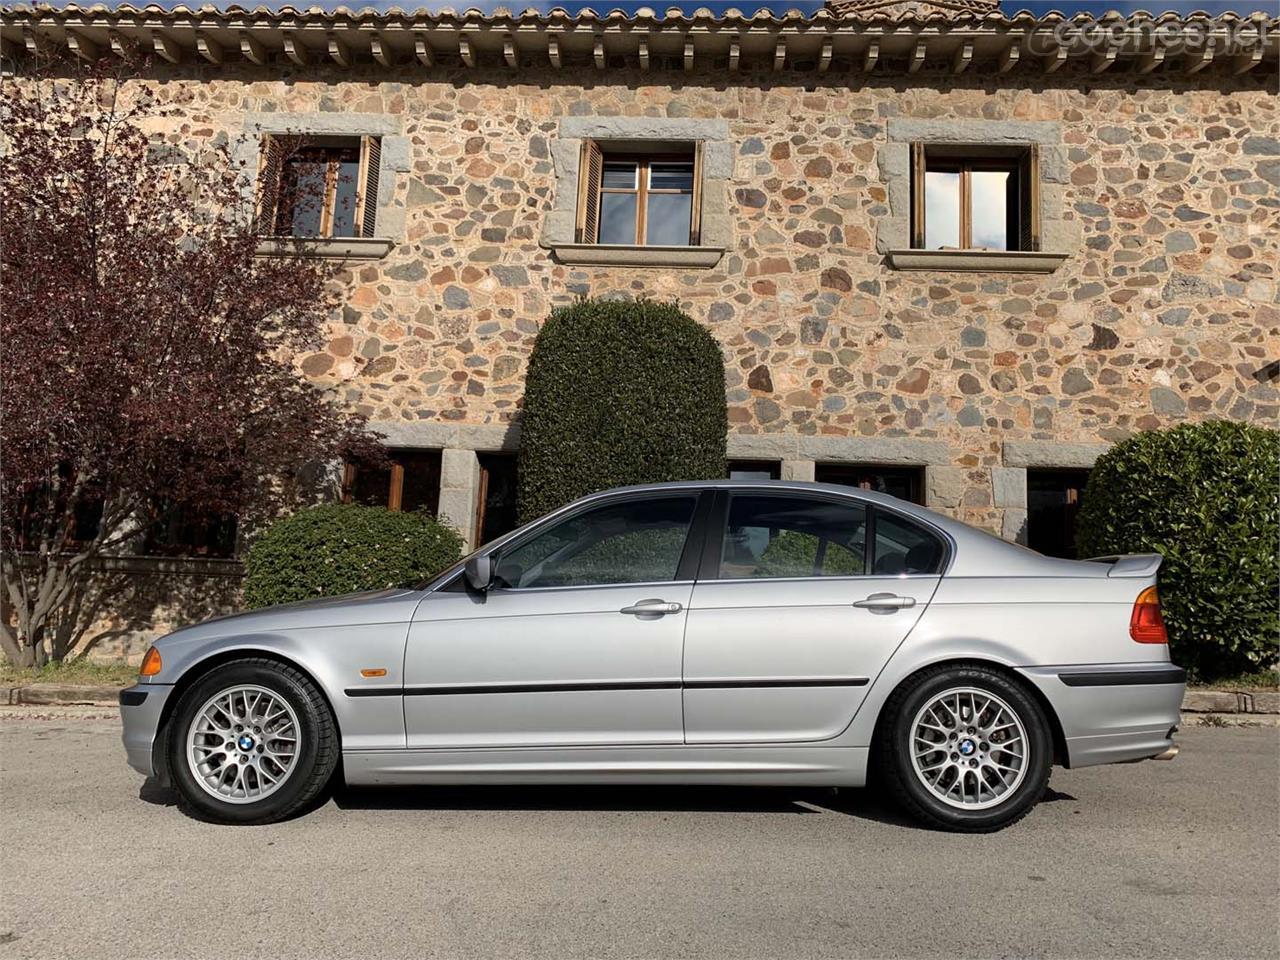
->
[[815, 464, 924, 505], [1027, 469, 1090, 559], [911, 143, 1039, 252], [143, 506, 238, 559], [257, 135, 381, 239], [577, 141, 703, 246], [343, 449, 442, 516], [475, 453, 520, 546], [727, 460, 781, 481]]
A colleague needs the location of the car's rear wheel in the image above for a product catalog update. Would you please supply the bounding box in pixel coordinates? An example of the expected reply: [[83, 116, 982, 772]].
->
[[876, 664, 1052, 832], [167, 659, 338, 825]]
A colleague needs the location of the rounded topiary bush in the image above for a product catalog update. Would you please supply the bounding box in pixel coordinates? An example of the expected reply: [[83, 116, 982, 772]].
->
[[1075, 421, 1279, 681], [243, 504, 463, 609], [517, 298, 727, 523]]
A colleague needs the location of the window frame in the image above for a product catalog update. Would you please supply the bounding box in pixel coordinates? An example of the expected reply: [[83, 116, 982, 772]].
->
[[258, 134, 381, 241], [576, 140, 705, 248], [910, 142, 1040, 253], [696, 489, 952, 582], [341, 448, 442, 515]]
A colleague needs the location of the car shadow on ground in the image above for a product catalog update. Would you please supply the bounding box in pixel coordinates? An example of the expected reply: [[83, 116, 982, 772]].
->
[[331, 782, 921, 827]]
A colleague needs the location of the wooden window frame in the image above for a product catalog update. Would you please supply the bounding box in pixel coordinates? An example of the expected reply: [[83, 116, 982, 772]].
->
[[911, 143, 1040, 253], [341, 450, 440, 515], [260, 134, 381, 240], [578, 142, 704, 247]]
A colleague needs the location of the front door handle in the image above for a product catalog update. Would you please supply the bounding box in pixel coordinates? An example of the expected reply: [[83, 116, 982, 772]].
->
[[853, 593, 917, 613], [620, 599, 683, 616]]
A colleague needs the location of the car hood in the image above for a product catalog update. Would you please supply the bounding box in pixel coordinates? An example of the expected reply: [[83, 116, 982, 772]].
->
[[155, 588, 424, 647]]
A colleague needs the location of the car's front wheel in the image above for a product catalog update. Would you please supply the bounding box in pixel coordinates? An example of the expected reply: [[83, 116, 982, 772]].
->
[[167, 659, 338, 825], [875, 664, 1052, 832]]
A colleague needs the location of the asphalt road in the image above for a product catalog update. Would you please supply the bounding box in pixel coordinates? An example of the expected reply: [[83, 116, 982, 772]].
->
[[1, 712, 1276, 960]]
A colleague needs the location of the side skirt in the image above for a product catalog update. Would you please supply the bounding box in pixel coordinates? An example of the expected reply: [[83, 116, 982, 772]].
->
[[342, 744, 869, 787]]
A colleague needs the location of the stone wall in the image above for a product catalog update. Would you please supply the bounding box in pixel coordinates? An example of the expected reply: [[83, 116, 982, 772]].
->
[[115, 65, 1280, 542]]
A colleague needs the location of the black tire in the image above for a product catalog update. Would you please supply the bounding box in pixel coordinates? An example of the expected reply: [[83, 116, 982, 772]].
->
[[874, 664, 1052, 833], [167, 658, 339, 825]]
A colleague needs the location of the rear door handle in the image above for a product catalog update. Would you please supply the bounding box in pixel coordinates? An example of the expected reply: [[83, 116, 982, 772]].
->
[[620, 599, 683, 616], [853, 593, 917, 613]]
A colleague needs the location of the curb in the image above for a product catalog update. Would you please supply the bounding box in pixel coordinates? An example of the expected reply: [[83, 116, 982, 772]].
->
[[3, 683, 123, 706], [3, 683, 1279, 713]]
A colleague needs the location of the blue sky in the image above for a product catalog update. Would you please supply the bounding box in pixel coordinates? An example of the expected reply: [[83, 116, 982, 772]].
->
[[43, 2, 1280, 15]]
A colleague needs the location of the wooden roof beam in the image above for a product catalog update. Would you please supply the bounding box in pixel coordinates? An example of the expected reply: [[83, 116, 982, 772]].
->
[[998, 44, 1019, 73], [638, 36, 649, 71], [863, 40, 878, 72], [773, 36, 786, 71], [952, 40, 972, 74], [1090, 47, 1118, 73], [1042, 45, 1068, 73], [1184, 39, 1214, 74], [1136, 47, 1165, 74], [683, 38, 694, 73], [109, 30, 140, 61], [459, 33, 476, 67], [908, 40, 926, 73], [153, 30, 181, 64], [370, 33, 392, 67], [66, 30, 98, 62], [547, 33, 561, 69], [414, 33, 434, 67], [593, 35, 604, 70], [503, 34, 517, 68], [195, 31, 222, 64], [239, 31, 266, 66], [328, 34, 351, 68], [283, 32, 308, 67], [728, 39, 740, 71], [1232, 45, 1262, 74], [818, 36, 832, 73]]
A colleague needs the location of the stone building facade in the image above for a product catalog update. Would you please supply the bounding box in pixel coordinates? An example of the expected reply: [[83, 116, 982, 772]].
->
[[3, 3, 1278, 655]]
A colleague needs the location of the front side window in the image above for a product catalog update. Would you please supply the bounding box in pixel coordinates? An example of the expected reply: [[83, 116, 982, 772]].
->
[[493, 496, 697, 589], [577, 140, 703, 246], [911, 143, 1039, 252], [257, 135, 381, 239], [720, 495, 867, 580]]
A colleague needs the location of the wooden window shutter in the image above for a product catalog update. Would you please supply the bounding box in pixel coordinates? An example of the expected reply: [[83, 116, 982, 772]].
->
[[1019, 143, 1041, 252], [254, 135, 284, 236], [909, 141, 926, 249], [575, 138, 604, 244], [689, 140, 705, 246], [358, 135, 382, 239]]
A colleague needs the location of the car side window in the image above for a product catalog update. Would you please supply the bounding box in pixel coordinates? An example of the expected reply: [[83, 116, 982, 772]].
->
[[720, 495, 867, 580], [873, 511, 945, 575], [492, 496, 697, 589]]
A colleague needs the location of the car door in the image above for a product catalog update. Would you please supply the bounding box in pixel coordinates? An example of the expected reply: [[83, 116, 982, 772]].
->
[[403, 492, 707, 749], [682, 491, 946, 744]]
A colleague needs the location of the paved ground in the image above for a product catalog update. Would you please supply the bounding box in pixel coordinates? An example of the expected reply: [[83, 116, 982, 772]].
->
[[1, 711, 1276, 960]]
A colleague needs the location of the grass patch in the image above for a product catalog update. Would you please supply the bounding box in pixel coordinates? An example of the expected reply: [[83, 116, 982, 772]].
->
[[1189, 668, 1280, 691], [0, 660, 138, 687]]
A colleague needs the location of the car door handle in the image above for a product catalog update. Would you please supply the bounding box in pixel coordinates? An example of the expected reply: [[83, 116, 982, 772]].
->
[[853, 593, 917, 612], [620, 599, 683, 616]]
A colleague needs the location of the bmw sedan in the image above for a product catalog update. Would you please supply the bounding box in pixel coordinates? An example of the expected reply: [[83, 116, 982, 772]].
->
[[119, 480, 1185, 831]]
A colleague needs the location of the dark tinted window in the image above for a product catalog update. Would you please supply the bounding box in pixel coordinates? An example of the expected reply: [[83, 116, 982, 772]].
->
[[494, 496, 697, 589], [720, 495, 867, 580], [873, 511, 944, 575]]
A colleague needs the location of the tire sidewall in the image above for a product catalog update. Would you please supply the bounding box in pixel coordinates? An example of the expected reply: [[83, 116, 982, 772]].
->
[[890, 667, 1052, 830], [168, 662, 328, 825]]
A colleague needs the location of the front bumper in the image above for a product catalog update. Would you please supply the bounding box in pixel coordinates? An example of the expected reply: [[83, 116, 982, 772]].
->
[[1017, 663, 1185, 768], [119, 683, 174, 778]]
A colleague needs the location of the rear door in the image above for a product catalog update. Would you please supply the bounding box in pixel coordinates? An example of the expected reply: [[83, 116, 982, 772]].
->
[[682, 492, 945, 744]]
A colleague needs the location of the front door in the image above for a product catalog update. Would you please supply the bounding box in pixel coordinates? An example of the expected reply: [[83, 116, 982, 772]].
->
[[682, 492, 945, 744], [403, 493, 704, 749]]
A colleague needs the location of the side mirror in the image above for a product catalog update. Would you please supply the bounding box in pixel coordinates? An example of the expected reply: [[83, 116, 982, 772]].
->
[[464, 554, 494, 592]]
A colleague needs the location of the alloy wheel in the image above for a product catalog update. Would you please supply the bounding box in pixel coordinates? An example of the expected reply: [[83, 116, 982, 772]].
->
[[909, 686, 1029, 811], [185, 684, 301, 804]]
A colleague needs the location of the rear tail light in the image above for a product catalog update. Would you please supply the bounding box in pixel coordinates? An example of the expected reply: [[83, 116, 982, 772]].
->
[[1130, 586, 1168, 644]]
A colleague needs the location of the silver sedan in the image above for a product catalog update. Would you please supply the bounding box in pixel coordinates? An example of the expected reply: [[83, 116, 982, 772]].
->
[[119, 480, 1185, 831]]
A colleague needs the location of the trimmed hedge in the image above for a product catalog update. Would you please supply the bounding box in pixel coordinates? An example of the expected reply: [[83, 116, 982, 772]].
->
[[1075, 421, 1279, 681], [517, 298, 727, 523], [243, 504, 463, 609]]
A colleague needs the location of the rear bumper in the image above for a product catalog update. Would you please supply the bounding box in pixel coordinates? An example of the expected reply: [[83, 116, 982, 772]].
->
[[1017, 663, 1185, 769], [119, 683, 173, 778]]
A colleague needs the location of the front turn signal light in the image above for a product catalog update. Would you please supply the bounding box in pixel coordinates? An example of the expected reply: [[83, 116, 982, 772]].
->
[[139, 646, 163, 677], [1130, 586, 1168, 644]]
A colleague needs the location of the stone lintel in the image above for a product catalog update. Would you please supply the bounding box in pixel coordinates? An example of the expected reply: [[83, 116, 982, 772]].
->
[[1003, 440, 1111, 468]]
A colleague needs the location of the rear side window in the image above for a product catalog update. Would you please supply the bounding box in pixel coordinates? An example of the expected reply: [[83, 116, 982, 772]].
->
[[720, 495, 867, 580], [873, 511, 944, 575]]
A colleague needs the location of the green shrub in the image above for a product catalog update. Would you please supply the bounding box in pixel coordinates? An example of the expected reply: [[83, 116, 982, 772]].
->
[[243, 504, 463, 609], [1074, 421, 1279, 681], [517, 298, 727, 523]]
